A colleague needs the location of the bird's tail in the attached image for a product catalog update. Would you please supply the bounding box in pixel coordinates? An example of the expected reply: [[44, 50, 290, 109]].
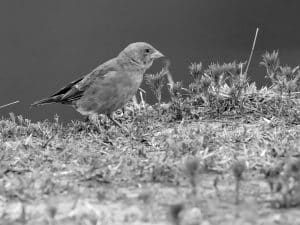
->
[[31, 96, 60, 107]]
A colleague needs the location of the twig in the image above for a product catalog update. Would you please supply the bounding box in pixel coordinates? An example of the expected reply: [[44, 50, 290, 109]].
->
[[245, 28, 259, 74], [0, 100, 20, 110], [42, 134, 55, 148], [139, 90, 145, 108], [138, 88, 146, 93]]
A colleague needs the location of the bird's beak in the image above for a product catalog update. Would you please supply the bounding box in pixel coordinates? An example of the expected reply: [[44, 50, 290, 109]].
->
[[151, 50, 164, 59]]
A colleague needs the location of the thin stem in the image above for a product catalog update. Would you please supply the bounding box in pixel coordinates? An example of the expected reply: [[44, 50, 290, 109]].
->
[[245, 28, 259, 74], [0, 100, 20, 110]]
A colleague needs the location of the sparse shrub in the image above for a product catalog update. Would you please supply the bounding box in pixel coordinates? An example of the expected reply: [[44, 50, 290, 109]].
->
[[144, 53, 299, 123]]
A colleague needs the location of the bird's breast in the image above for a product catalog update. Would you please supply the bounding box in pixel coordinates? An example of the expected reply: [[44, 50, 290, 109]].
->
[[115, 71, 143, 101]]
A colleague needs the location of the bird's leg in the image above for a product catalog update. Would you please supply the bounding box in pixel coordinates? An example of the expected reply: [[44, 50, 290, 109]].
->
[[107, 114, 123, 128], [107, 114, 130, 135], [108, 114, 131, 133], [84, 116, 90, 123]]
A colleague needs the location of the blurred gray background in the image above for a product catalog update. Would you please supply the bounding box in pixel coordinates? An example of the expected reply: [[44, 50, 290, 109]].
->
[[0, 0, 299, 122]]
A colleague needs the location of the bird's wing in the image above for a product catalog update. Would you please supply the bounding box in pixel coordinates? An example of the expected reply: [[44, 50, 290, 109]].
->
[[50, 76, 84, 98], [51, 58, 119, 103]]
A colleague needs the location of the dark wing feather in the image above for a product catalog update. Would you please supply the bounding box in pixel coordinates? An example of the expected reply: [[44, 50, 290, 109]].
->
[[50, 76, 84, 97], [31, 76, 84, 106]]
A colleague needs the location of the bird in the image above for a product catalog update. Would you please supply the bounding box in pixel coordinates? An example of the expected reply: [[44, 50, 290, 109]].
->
[[32, 42, 164, 127]]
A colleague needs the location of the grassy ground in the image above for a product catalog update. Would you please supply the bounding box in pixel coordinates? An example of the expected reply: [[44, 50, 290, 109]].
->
[[0, 52, 300, 225], [0, 114, 299, 225]]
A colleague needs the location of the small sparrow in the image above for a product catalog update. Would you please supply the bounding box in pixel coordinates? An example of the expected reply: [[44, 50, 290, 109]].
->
[[32, 42, 164, 127]]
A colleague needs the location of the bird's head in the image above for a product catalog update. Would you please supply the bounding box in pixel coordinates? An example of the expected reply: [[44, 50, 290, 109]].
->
[[119, 42, 164, 70]]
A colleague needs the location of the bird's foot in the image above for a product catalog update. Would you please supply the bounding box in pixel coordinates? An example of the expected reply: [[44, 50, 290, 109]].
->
[[107, 114, 129, 133]]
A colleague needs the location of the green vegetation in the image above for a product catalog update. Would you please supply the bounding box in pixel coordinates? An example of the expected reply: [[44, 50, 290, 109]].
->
[[0, 51, 299, 224]]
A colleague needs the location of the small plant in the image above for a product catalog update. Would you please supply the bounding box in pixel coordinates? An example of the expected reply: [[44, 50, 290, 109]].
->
[[265, 159, 300, 208], [46, 199, 58, 223], [188, 74, 212, 106], [185, 158, 200, 196], [145, 68, 167, 104], [213, 176, 221, 199], [169, 203, 184, 225], [263, 161, 290, 207], [279, 66, 300, 94], [260, 51, 300, 93], [167, 81, 195, 121], [169, 81, 184, 99], [188, 62, 212, 105], [259, 51, 300, 118], [260, 50, 280, 83], [232, 160, 246, 204], [202, 62, 248, 114], [205, 63, 226, 95], [198, 76, 212, 97], [138, 190, 152, 222], [189, 62, 203, 83]]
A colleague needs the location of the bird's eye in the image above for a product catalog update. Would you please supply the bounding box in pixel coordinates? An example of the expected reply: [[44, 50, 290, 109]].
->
[[145, 48, 151, 53]]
